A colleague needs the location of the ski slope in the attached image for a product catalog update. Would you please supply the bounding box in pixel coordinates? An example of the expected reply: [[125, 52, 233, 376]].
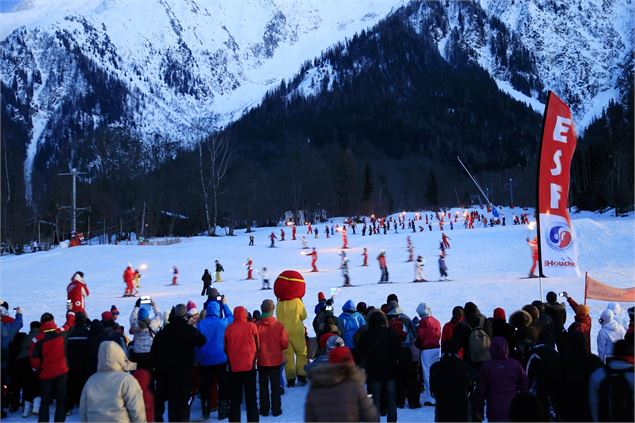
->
[[1, 207, 633, 422]]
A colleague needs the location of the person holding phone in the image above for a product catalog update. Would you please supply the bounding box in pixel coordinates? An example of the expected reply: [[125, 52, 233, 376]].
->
[[129, 297, 162, 370]]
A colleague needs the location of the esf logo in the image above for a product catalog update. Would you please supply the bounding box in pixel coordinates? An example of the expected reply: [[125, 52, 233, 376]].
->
[[546, 223, 573, 251]]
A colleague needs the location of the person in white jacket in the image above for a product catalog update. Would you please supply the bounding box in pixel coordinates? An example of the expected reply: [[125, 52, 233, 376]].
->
[[597, 309, 626, 363], [606, 302, 629, 331], [79, 341, 146, 422], [129, 298, 162, 369]]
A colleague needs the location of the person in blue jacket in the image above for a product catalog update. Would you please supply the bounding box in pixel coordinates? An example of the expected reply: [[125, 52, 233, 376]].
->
[[337, 300, 366, 349], [196, 299, 233, 420]]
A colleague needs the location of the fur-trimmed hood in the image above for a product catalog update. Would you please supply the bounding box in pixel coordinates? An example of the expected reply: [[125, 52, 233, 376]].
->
[[309, 363, 365, 388]]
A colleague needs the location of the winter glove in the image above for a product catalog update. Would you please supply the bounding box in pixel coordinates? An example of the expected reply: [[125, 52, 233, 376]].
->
[[135, 298, 141, 308]]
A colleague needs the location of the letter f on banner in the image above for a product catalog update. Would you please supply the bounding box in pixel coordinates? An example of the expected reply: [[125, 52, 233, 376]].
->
[[536, 92, 579, 278]]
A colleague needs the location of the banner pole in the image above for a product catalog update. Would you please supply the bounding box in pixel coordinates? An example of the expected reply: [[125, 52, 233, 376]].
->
[[535, 92, 552, 279], [584, 272, 588, 305], [539, 276, 544, 301]]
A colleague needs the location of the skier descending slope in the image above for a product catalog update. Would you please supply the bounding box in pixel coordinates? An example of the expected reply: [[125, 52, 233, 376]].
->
[[527, 237, 539, 277], [377, 250, 389, 283], [307, 248, 318, 272], [341, 258, 351, 287], [245, 258, 254, 280], [361, 248, 368, 266], [414, 256, 426, 282], [123, 264, 135, 297], [438, 254, 449, 281]]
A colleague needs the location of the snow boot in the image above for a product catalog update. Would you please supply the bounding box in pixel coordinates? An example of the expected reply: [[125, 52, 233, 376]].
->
[[201, 399, 209, 419], [218, 400, 229, 420], [297, 375, 307, 386], [287, 378, 296, 388], [32, 397, 41, 415], [22, 401, 33, 418]]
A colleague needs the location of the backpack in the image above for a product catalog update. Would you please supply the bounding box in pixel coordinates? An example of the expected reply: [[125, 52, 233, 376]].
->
[[389, 317, 407, 342], [468, 316, 490, 362], [597, 364, 634, 422]]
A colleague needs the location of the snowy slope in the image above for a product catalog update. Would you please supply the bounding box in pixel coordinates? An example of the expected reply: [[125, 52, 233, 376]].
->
[[1, 208, 634, 421]]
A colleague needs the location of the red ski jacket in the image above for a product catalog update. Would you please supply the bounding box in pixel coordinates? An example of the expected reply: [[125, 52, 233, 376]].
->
[[224, 307, 259, 372], [67, 276, 89, 313], [256, 316, 289, 367], [29, 317, 74, 380], [415, 316, 441, 350]]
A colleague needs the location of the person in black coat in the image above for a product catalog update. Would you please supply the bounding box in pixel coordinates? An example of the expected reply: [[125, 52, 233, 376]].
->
[[525, 329, 560, 419], [356, 310, 401, 422], [543, 291, 567, 351], [450, 302, 492, 421], [201, 269, 212, 296], [491, 307, 515, 354], [553, 331, 602, 421], [430, 340, 473, 422], [531, 300, 555, 347], [65, 312, 91, 413], [152, 304, 206, 422]]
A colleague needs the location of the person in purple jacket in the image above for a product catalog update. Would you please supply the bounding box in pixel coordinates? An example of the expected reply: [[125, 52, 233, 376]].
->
[[478, 336, 528, 422]]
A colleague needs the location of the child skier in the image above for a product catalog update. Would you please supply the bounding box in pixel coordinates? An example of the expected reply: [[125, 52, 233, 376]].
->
[[270, 232, 277, 247], [307, 247, 318, 272], [301, 236, 309, 249], [407, 236, 414, 262], [377, 250, 389, 283], [341, 258, 351, 287], [414, 255, 426, 282], [361, 247, 368, 266], [260, 267, 270, 290], [245, 258, 254, 280], [438, 254, 448, 281], [442, 232, 451, 250], [215, 260, 224, 282], [171, 266, 179, 285]]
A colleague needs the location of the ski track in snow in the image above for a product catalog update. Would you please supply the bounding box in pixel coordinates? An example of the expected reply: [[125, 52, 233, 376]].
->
[[1, 207, 633, 422]]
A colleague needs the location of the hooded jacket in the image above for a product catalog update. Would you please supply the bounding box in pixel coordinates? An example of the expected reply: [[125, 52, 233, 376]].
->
[[79, 341, 145, 422], [338, 300, 367, 349], [415, 303, 441, 350], [597, 309, 626, 362], [305, 363, 379, 422], [224, 306, 259, 372], [256, 315, 289, 367], [566, 297, 591, 352], [196, 301, 233, 366], [479, 336, 528, 422], [30, 318, 72, 380], [129, 305, 162, 354]]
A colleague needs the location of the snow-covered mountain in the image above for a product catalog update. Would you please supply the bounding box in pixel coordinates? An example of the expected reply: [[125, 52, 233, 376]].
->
[[0, 0, 408, 205], [1, 0, 632, 207]]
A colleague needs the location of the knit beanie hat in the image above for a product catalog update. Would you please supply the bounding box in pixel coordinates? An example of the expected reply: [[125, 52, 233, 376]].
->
[[318, 292, 326, 301], [416, 302, 431, 318], [101, 311, 113, 321], [329, 346, 354, 364], [493, 307, 506, 321], [138, 307, 150, 322], [576, 304, 590, 318], [319, 332, 336, 350], [174, 304, 188, 318], [110, 305, 120, 316]]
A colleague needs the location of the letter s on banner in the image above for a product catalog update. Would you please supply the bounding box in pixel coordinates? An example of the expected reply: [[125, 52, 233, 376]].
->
[[536, 92, 579, 277]]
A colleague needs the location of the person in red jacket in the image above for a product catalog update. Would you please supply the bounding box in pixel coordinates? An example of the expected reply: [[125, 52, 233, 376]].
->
[[527, 237, 539, 277], [415, 303, 441, 406], [562, 292, 592, 352], [66, 271, 89, 314], [256, 300, 289, 417], [307, 248, 318, 272], [280, 228, 285, 241], [123, 265, 135, 297], [291, 224, 296, 240], [245, 258, 254, 280], [441, 306, 464, 359], [377, 250, 389, 282], [224, 306, 259, 422], [29, 312, 75, 422], [361, 248, 368, 266], [133, 368, 154, 422], [341, 226, 348, 249]]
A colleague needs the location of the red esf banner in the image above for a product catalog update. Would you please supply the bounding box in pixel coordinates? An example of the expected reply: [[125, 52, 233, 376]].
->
[[537, 92, 579, 276]]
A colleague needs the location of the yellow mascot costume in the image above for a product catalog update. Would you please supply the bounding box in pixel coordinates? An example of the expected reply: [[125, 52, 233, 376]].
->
[[274, 270, 308, 385]]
